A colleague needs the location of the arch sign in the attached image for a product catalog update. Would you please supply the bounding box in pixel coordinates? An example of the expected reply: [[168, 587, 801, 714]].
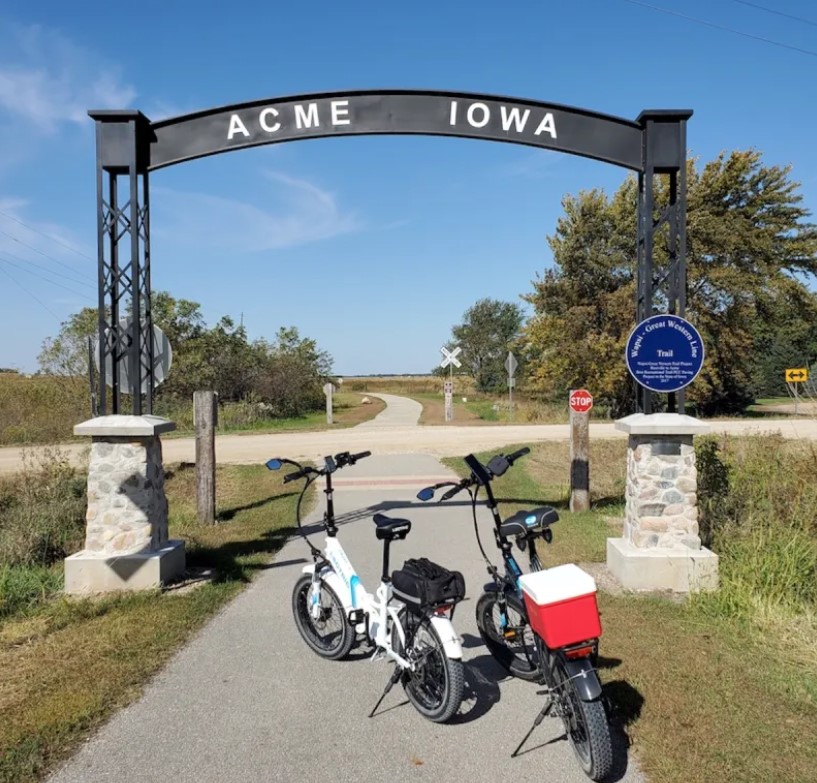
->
[[89, 90, 692, 414], [147, 91, 648, 171]]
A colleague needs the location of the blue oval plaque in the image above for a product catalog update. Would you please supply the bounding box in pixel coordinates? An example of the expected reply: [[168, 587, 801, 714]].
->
[[625, 315, 705, 393]]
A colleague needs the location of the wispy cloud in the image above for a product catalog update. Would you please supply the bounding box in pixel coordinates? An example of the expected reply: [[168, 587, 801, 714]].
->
[[499, 149, 561, 179], [153, 171, 362, 252], [0, 22, 135, 133], [144, 100, 197, 123]]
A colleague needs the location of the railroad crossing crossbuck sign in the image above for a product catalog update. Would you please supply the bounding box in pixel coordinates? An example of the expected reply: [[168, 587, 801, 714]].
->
[[785, 368, 808, 383], [440, 346, 462, 369]]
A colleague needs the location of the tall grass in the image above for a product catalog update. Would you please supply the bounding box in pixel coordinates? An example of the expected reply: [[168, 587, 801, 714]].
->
[[0, 374, 90, 444], [694, 435, 817, 663], [0, 448, 87, 617]]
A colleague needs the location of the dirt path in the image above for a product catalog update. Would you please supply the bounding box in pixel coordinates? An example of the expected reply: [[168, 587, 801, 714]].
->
[[3, 416, 817, 475]]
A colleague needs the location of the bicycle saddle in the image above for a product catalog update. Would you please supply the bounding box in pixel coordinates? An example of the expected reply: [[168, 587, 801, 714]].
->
[[373, 513, 412, 540], [500, 506, 559, 538]]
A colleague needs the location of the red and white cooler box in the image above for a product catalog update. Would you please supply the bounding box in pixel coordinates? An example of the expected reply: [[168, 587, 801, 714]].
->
[[518, 564, 602, 649]]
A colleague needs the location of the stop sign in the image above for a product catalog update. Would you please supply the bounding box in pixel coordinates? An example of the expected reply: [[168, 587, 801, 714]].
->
[[569, 389, 593, 414]]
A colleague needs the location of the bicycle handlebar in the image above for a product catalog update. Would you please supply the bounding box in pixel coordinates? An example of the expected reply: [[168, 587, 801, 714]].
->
[[283, 467, 311, 484], [441, 480, 471, 501], [337, 450, 371, 467], [269, 449, 372, 482], [506, 447, 530, 464]]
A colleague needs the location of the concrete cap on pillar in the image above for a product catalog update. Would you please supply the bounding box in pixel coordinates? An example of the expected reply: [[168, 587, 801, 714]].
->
[[615, 413, 711, 436], [74, 415, 177, 437]]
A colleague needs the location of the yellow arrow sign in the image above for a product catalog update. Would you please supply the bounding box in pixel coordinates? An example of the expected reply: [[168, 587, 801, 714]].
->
[[785, 368, 809, 383]]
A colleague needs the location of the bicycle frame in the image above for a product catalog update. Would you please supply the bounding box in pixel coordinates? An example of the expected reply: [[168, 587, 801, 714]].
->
[[464, 453, 542, 591]]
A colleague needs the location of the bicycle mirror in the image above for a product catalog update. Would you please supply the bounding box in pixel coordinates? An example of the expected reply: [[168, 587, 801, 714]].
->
[[265, 459, 282, 471], [417, 487, 435, 501]]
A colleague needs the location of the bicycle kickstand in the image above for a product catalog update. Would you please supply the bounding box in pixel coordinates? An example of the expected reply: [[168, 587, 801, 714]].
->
[[368, 665, 402, 718], [511, 694, 554, 758]]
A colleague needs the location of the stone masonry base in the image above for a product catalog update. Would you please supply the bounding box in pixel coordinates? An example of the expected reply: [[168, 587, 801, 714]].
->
[[64, 540, 185, 594], [607, 537, 719, 593]]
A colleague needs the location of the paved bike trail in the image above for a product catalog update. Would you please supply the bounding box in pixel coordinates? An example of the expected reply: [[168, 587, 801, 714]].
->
[[48, 455, 645, 783], [354, 392, 423, 427]]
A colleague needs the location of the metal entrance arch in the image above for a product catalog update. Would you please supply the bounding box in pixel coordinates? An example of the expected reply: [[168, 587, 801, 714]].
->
[[90, 90, 692, 415]]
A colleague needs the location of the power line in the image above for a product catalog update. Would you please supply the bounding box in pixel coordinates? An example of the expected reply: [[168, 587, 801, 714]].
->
[[0, 208, 95, 261], [0, 228, 95, 279], [0, 264, 62, 321], [0, 248, 95, 290], [0, 256, 93, 299], [618, 0, 817, 58], [730, 0, 817, 28]]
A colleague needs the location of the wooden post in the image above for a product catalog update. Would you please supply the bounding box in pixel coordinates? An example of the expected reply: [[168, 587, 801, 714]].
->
[[194, 391, 217, 524], [569, 407, 590, 512]]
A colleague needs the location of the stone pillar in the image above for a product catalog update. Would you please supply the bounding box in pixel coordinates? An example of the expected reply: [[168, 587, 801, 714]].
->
[[64, 415, 185, 594], [607, 413, 718, 592]]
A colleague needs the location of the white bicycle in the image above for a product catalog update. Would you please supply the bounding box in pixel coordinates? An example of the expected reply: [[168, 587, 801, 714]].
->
[[266, 450, 466, 723]]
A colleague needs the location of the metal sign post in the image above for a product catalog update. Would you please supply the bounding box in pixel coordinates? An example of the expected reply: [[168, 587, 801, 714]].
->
[[505, 351, 518, 420], [785, 368, 809, 415], [440, 346, 461, 423]]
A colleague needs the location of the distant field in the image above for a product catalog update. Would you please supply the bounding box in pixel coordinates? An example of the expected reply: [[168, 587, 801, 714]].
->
[[343, 374, 479, 396]]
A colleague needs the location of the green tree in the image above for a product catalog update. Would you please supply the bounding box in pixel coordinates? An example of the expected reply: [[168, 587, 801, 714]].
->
[[253, 327, 333, 417], [523, 151, 817, 416], [440, 298, 525, 393], [37, 307, 98, 377], [37, 294, 205, 379], [37, 295, 334, 419], [162, 316, 262, 402]]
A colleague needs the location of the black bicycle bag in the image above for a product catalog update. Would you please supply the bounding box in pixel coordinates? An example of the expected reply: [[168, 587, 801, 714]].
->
[[391, 557, 466, 614]]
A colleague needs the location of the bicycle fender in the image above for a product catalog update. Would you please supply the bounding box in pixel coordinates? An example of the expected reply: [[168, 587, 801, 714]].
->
[[562, 657, 603, 701], [301, 564, 354, 615], [429, 615, 463, 660]]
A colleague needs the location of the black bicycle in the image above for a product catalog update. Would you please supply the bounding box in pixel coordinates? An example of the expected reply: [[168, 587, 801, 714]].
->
[[418, 448, 612, 781]]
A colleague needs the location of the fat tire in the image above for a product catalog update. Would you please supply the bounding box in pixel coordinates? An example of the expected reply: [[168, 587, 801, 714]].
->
[[291, 573, 354, 661], [401, 616, 464, 723], [475, 592, 539, 682], [554, 660, 613, 781]]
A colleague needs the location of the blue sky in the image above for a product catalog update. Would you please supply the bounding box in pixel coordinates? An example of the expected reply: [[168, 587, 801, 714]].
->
[[1, 0, 816, 375]]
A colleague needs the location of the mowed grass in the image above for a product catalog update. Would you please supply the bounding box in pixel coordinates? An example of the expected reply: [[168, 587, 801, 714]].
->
[[444, 439, 817, 783], [162, 392, 385, 438], [0, 463, 304, 783], [411, 390, 574, 426]]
